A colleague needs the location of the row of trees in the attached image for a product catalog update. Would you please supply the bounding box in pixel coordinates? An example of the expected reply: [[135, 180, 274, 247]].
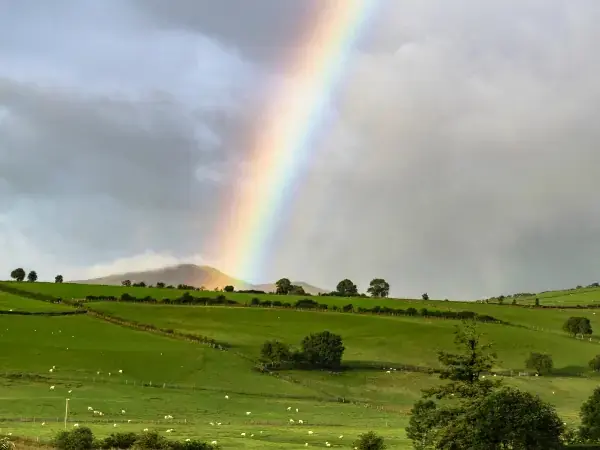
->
[[259, 330, 345, 370], [404, 321, 600, 449], [9, 268, 63, 283], [275, 276, 430, 299]]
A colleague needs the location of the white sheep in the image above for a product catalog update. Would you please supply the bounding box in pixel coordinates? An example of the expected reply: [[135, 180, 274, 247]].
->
[[240, 432, 246, 437], [87, 407, 93, 411], [50, 386, 55, 390]]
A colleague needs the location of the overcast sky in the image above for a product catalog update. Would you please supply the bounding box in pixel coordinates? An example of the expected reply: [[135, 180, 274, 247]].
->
[[1, 0, 600, 299]]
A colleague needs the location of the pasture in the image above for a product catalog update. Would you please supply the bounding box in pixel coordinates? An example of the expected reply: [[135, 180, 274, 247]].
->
[[2, 282, 600, 448]]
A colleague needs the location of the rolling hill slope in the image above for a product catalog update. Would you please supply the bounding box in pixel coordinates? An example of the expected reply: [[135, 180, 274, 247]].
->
[[71, 264, 327, 295]]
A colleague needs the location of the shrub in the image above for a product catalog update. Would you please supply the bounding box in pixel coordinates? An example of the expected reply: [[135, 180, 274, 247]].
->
[[260, 340, 293, 368], [133, 431, 170, 450], [101, 432, 138, 449], [590, 355, 600, 372], [300, 330, 345, 369], [526, 352, 553, 375], [53, 427, 95, 450], [170, 439, 219, 450], [0, 437, 14, 450], [223, 285, 234, 292], [353, 431, 386, 450]]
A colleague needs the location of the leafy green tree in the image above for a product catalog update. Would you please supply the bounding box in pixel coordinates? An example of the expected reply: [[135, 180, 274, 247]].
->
[[10, 268, 25, 282], [27, 270, 37, 282], [563, 316, 593, 338], [406, 321, 501, 449], [580, 386, 600, 443], [590, 355, 600, 372], [367, 279, 389, 298], [223, 285, 234, 292], [439, 387, 564, 450], [422, 292, 429, 300], [54, 274, 63, 283], [352, 431, 386, 450], [259, 340, 292, 369], [300, 330, 345, 369], [156, 282, 165, 288], [525, 352, 553, 375], [535, 297, 540, 306], [289, 284, 306, 295], [121, 280, 131, 287], [275, 278, 292, 295], [336, 279, 358, 296]]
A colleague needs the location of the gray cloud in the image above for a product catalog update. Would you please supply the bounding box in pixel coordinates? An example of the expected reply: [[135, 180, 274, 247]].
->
[[1, 0, 600, 298]]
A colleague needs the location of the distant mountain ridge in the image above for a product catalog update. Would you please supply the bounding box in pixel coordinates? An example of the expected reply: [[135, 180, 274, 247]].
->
[[71, 263, 327, 295]]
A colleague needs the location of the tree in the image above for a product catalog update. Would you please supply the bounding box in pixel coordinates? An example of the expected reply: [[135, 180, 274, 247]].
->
[[406, 321, 501, 449], [525, 352, 553, 375], [300, 330, 345, 369], [121, 280, 131, 287], [259, 340, 293, 369], [352, 431, 386, 450], [156, 282, 165, 288], [224, 285, 234, 292], [422, 292, 429, 300], [590, 354, 600, 372], [580, 386, 600, 443], [367, 278, 390, 298], [54, 274, 63, 283], [563, 317, 593, 338], [275, 278, 292, 295], [27, 270, 37, 282], [535, 297, 540, 306], [441, 387, 564, 450], [289, 284, 306, 295], [10, 268, 25, 282], [336, 279, 358, 297]]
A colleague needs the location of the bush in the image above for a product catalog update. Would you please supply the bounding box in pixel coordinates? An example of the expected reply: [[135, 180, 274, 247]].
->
[[589, 355, 600, 372], [223, 285, 234, 292], [301, 330, 345, 369], [526, 352, 554, 375], [0, 437, 14, 450], [53, 427, 95, 450], [353, 431, 386, 450], [170, 440, 219, 450], [101, 432, 138, 449], [260, 340, 293, 368], [133, 431, 170, 450]]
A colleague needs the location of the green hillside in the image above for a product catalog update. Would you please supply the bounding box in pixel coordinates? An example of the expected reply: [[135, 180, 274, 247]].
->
[[1, 280, 600, 448]]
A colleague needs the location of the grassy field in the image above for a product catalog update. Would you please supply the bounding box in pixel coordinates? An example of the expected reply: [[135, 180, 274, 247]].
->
[[0, 292, 71, 313], [3, 281, 600, 448]]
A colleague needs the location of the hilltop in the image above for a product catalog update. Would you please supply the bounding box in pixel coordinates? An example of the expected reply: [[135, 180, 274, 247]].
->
[[72, 263, 327, 295]]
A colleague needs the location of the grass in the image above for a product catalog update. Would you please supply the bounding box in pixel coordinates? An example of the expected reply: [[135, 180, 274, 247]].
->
[[0, 292, 70, 313], [3, 281, 600, 448], [87, 302, 600, 373]]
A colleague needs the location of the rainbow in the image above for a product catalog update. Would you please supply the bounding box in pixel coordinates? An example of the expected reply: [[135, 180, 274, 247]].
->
[[215, 1, 377, 283]]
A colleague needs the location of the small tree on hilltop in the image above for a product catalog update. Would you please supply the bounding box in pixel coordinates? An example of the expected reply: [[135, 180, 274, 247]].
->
[[55, 274, 63, 283], [289, 284, 306, 295], [422, 292, 429, 300], [525, 352, 553, 375], [156, 282, 165, 288], [367, 278, 390, 298], [10, 268, 25, 282], [336, 279, 358, 297], [535, 297, 540, 306], [300, 330, 345, 369], [121, 280, 131, 287], [580, 386, 600, 443], [27, 270, 37, 282], [223, 285, 234, 292], [352, 431, 386, 450], [275, 278, 292, 295]]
